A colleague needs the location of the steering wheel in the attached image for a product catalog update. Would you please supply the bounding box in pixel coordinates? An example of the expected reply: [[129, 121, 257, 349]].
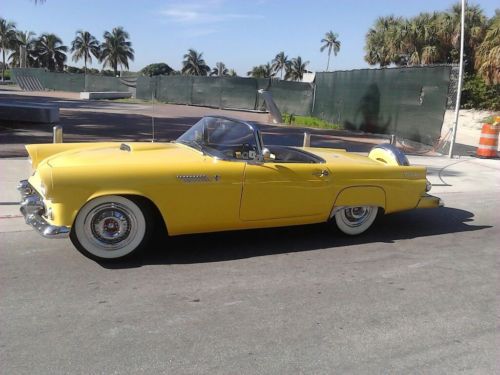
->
[[238, 143, 258, 160]]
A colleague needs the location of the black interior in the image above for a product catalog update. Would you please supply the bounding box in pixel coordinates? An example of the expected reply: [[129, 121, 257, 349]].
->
[[267, 146, 324, 163], [205, 143, 324, 164]]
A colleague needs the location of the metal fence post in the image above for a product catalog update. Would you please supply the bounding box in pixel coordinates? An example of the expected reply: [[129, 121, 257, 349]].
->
[[53, 125, 63, 143], [303, 132, 311, 147]]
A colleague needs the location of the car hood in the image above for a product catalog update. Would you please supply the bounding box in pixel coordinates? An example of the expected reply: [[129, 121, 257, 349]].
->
[[45, 142, 202, 168]]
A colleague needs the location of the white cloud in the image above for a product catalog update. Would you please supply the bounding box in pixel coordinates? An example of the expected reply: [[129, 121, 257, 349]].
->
[[161, 1, 263, 25]]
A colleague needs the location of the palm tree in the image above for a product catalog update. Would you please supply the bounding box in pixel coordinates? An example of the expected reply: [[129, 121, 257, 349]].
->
[[364, 16, 402, 67], [247, 63, 274, 78], [475, 12, 500, 84], [100, 27, 134, 76], [271, 51, 289, 79], [227, 69, 237, 77], [9, 30, 36, 68], [71, 30, 100, 74], [449, 2, 487, 73], [364, 3, 488, 70], [182, 49, 210, 76], [320, 31, 341, 71], [35, 33, 67, 71], [284, 57, 309, 81], [0, 18, 17, 81], [210, 61, 228, 77]]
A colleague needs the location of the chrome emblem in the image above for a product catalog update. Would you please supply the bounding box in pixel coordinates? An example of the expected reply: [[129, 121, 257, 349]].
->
[[176, 175, 214, 183]]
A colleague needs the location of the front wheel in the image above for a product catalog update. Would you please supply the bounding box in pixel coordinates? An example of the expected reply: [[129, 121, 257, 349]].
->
[[70, 195, 152, 261], [334, 206, 378, 236]]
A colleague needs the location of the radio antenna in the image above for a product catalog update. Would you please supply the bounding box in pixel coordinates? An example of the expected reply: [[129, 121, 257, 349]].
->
[[151, 90, 156, 142]]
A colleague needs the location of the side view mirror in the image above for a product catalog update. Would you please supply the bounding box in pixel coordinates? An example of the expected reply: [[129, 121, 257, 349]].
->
[[261, 147, 272, 161]]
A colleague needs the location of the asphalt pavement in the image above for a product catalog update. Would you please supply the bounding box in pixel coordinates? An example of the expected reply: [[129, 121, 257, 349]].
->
[[1, 88, 498, 373], [1, 154, 498, 374]]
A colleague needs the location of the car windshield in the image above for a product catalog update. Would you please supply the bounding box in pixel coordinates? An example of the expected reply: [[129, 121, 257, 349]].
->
[[176, 117, 260, 160]]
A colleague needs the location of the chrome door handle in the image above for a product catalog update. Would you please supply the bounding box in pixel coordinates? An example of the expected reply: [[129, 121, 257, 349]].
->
[[312, 169, 329, 177]]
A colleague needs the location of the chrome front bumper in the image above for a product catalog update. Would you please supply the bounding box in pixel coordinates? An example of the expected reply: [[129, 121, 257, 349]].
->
[[18, 180, 69, 238]]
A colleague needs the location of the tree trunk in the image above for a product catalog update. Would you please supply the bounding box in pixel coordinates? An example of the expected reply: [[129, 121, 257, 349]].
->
[[2, 49, 5, 82], [84, 56, 87, 92], [326, 51, 331, 72]]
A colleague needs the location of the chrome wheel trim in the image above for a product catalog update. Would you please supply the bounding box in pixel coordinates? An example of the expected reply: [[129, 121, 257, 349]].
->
[[335, 206, 378, 235], [74, 196, 146, 259], [85, 203, 136, 249], [339, 206, 373, 227]]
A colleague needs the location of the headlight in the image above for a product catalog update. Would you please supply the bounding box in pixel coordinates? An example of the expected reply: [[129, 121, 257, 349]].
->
[[426, 179, 432, 192]]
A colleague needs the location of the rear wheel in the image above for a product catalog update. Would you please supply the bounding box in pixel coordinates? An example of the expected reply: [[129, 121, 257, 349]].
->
[[70, 195, 152, 261], [334, 206, 378, 235]]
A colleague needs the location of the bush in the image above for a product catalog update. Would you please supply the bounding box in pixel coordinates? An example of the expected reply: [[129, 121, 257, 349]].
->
[[461, 75, 500, 111], [2, 69, 11, 80], [140, 63, 173, 77]]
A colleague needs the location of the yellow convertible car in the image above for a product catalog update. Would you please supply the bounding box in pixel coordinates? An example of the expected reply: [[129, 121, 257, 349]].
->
[[19, 116, 442, 261]]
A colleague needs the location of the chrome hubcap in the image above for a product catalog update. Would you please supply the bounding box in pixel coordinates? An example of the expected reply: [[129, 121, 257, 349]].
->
[[342, 206, 373, 227], [85, 203, 137, 250]]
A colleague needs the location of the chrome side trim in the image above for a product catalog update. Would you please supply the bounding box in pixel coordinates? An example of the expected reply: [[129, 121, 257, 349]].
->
[[176, 175, 211, 183]]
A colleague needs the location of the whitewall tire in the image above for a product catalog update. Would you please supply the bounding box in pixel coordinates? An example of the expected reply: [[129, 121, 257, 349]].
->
[[70, 195, 151, 261], [334, 206, 378, 236]]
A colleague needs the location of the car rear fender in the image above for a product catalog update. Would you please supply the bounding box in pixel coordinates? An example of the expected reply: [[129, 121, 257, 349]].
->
[[331, 186, 386, 217]]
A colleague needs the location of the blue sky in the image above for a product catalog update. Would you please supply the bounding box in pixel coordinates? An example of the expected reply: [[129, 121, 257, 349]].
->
[[2, 0, 498, 74]]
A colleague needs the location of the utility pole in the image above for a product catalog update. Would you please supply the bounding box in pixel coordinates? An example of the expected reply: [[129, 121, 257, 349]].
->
[[449, 0, 466, 158]]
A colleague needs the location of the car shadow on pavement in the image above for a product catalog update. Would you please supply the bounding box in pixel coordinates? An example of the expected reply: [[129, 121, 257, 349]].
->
[[98, 207, 491, 269]]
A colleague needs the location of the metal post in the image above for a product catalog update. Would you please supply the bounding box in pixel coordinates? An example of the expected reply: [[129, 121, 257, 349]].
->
[[53, 125, 63, 143], [449, 0, 466, 158], [303, 132, 311, 147], [151, 90, 155, 142], [390, 134, 396, 145]]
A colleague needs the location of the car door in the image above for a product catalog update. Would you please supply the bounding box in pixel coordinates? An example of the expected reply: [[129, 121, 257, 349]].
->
[[158, 156, 246, 235], [240, 161, 334, 221]]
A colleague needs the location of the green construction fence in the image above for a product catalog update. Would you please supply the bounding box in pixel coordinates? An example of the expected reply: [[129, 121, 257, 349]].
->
[[12, 66, 453, 145], [313, 66, 452, 145]]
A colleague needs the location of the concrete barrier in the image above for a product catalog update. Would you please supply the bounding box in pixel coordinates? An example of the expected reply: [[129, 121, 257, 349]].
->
[[0, 103, 59, 123], [80, 91, 132, 100]]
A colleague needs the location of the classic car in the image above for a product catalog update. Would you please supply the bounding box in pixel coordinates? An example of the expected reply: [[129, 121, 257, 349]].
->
[[18, 116, 443, 261]]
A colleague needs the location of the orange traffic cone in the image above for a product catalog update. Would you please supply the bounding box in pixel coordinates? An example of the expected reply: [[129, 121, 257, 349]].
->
[[476, 116, 500, 158]]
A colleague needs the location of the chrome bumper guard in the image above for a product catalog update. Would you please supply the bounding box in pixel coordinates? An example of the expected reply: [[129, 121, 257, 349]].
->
[[416, 193, 445, 209], [17, 180, 69, 239]]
